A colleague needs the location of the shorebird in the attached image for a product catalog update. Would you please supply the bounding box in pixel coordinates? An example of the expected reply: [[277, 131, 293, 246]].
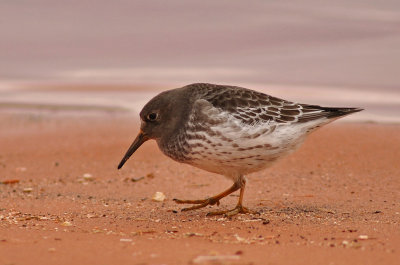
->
[[118, 83, 362, 216]]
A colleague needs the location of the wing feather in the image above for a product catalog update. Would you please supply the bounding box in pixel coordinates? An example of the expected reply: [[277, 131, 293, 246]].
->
[[185, 83, 361, 126]]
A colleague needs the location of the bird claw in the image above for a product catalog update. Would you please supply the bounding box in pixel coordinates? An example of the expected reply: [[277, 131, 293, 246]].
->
[[173, 197, 220, 211], [206, 205, 258, 217]]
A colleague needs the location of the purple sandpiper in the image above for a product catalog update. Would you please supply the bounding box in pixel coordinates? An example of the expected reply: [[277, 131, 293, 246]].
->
[[118, 83, 362, 216]]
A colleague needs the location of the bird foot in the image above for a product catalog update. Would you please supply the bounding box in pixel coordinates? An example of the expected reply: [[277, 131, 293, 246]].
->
[[206, 204, 257, 217], [173, 197, 220, 211]]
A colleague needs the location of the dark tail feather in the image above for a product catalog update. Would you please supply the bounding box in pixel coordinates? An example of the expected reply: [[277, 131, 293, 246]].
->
[[298, 105, 363, 122], [317, 107, 364, 119]]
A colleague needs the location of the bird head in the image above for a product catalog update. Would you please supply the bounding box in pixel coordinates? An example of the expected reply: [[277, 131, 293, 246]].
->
[[117, 88, 191, 169]]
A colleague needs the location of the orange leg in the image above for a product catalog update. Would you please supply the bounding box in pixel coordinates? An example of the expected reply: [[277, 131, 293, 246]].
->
[[173, 176, 256, 216]]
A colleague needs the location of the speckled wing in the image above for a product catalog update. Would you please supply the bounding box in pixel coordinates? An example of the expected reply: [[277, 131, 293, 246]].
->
[[187, 83, 359, 125]]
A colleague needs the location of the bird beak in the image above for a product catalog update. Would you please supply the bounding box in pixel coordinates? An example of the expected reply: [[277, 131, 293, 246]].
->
[[117, 130, 149, 169]]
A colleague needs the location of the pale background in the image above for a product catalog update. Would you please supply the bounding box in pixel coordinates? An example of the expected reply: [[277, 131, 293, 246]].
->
[[1, 0, 399, 122]]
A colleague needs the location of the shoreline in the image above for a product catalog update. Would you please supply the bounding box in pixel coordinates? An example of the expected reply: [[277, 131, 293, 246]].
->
[[1, 81, 398, 124]]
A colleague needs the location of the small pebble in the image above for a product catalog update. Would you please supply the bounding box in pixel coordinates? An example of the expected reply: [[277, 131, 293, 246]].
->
[[23, 188, 33, 193], [152, 192, 166, 202], [86, 213, 96, 218], [83, 173, 94, 181], [61, 221, 72, 227], [146, 173, 155, 179]]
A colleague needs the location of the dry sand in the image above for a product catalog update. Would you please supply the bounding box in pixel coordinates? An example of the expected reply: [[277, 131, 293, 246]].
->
[[0, 111, 399, 265]]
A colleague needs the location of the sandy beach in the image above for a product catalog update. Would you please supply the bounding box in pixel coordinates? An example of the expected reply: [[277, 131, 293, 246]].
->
[[1, 1, 399, 264], [0, 109, 399, 265]]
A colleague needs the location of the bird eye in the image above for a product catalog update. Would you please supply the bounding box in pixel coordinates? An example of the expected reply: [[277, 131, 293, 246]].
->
[[147, 112, 158, 121]]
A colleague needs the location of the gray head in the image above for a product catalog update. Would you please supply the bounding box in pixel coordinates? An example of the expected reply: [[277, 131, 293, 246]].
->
[[117, 87, 192, 169]]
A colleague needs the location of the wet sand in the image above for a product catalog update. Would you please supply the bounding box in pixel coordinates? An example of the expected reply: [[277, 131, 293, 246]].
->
[[0, 111, 399, 265]]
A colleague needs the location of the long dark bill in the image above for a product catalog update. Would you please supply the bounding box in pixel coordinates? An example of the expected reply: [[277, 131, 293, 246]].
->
[[117, 131, 149, 169]]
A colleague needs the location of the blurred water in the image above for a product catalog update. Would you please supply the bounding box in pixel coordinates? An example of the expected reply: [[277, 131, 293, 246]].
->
[[0, 83, 398, 123], [1, 0, 400, 90], [0, 1, 399, 122]]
